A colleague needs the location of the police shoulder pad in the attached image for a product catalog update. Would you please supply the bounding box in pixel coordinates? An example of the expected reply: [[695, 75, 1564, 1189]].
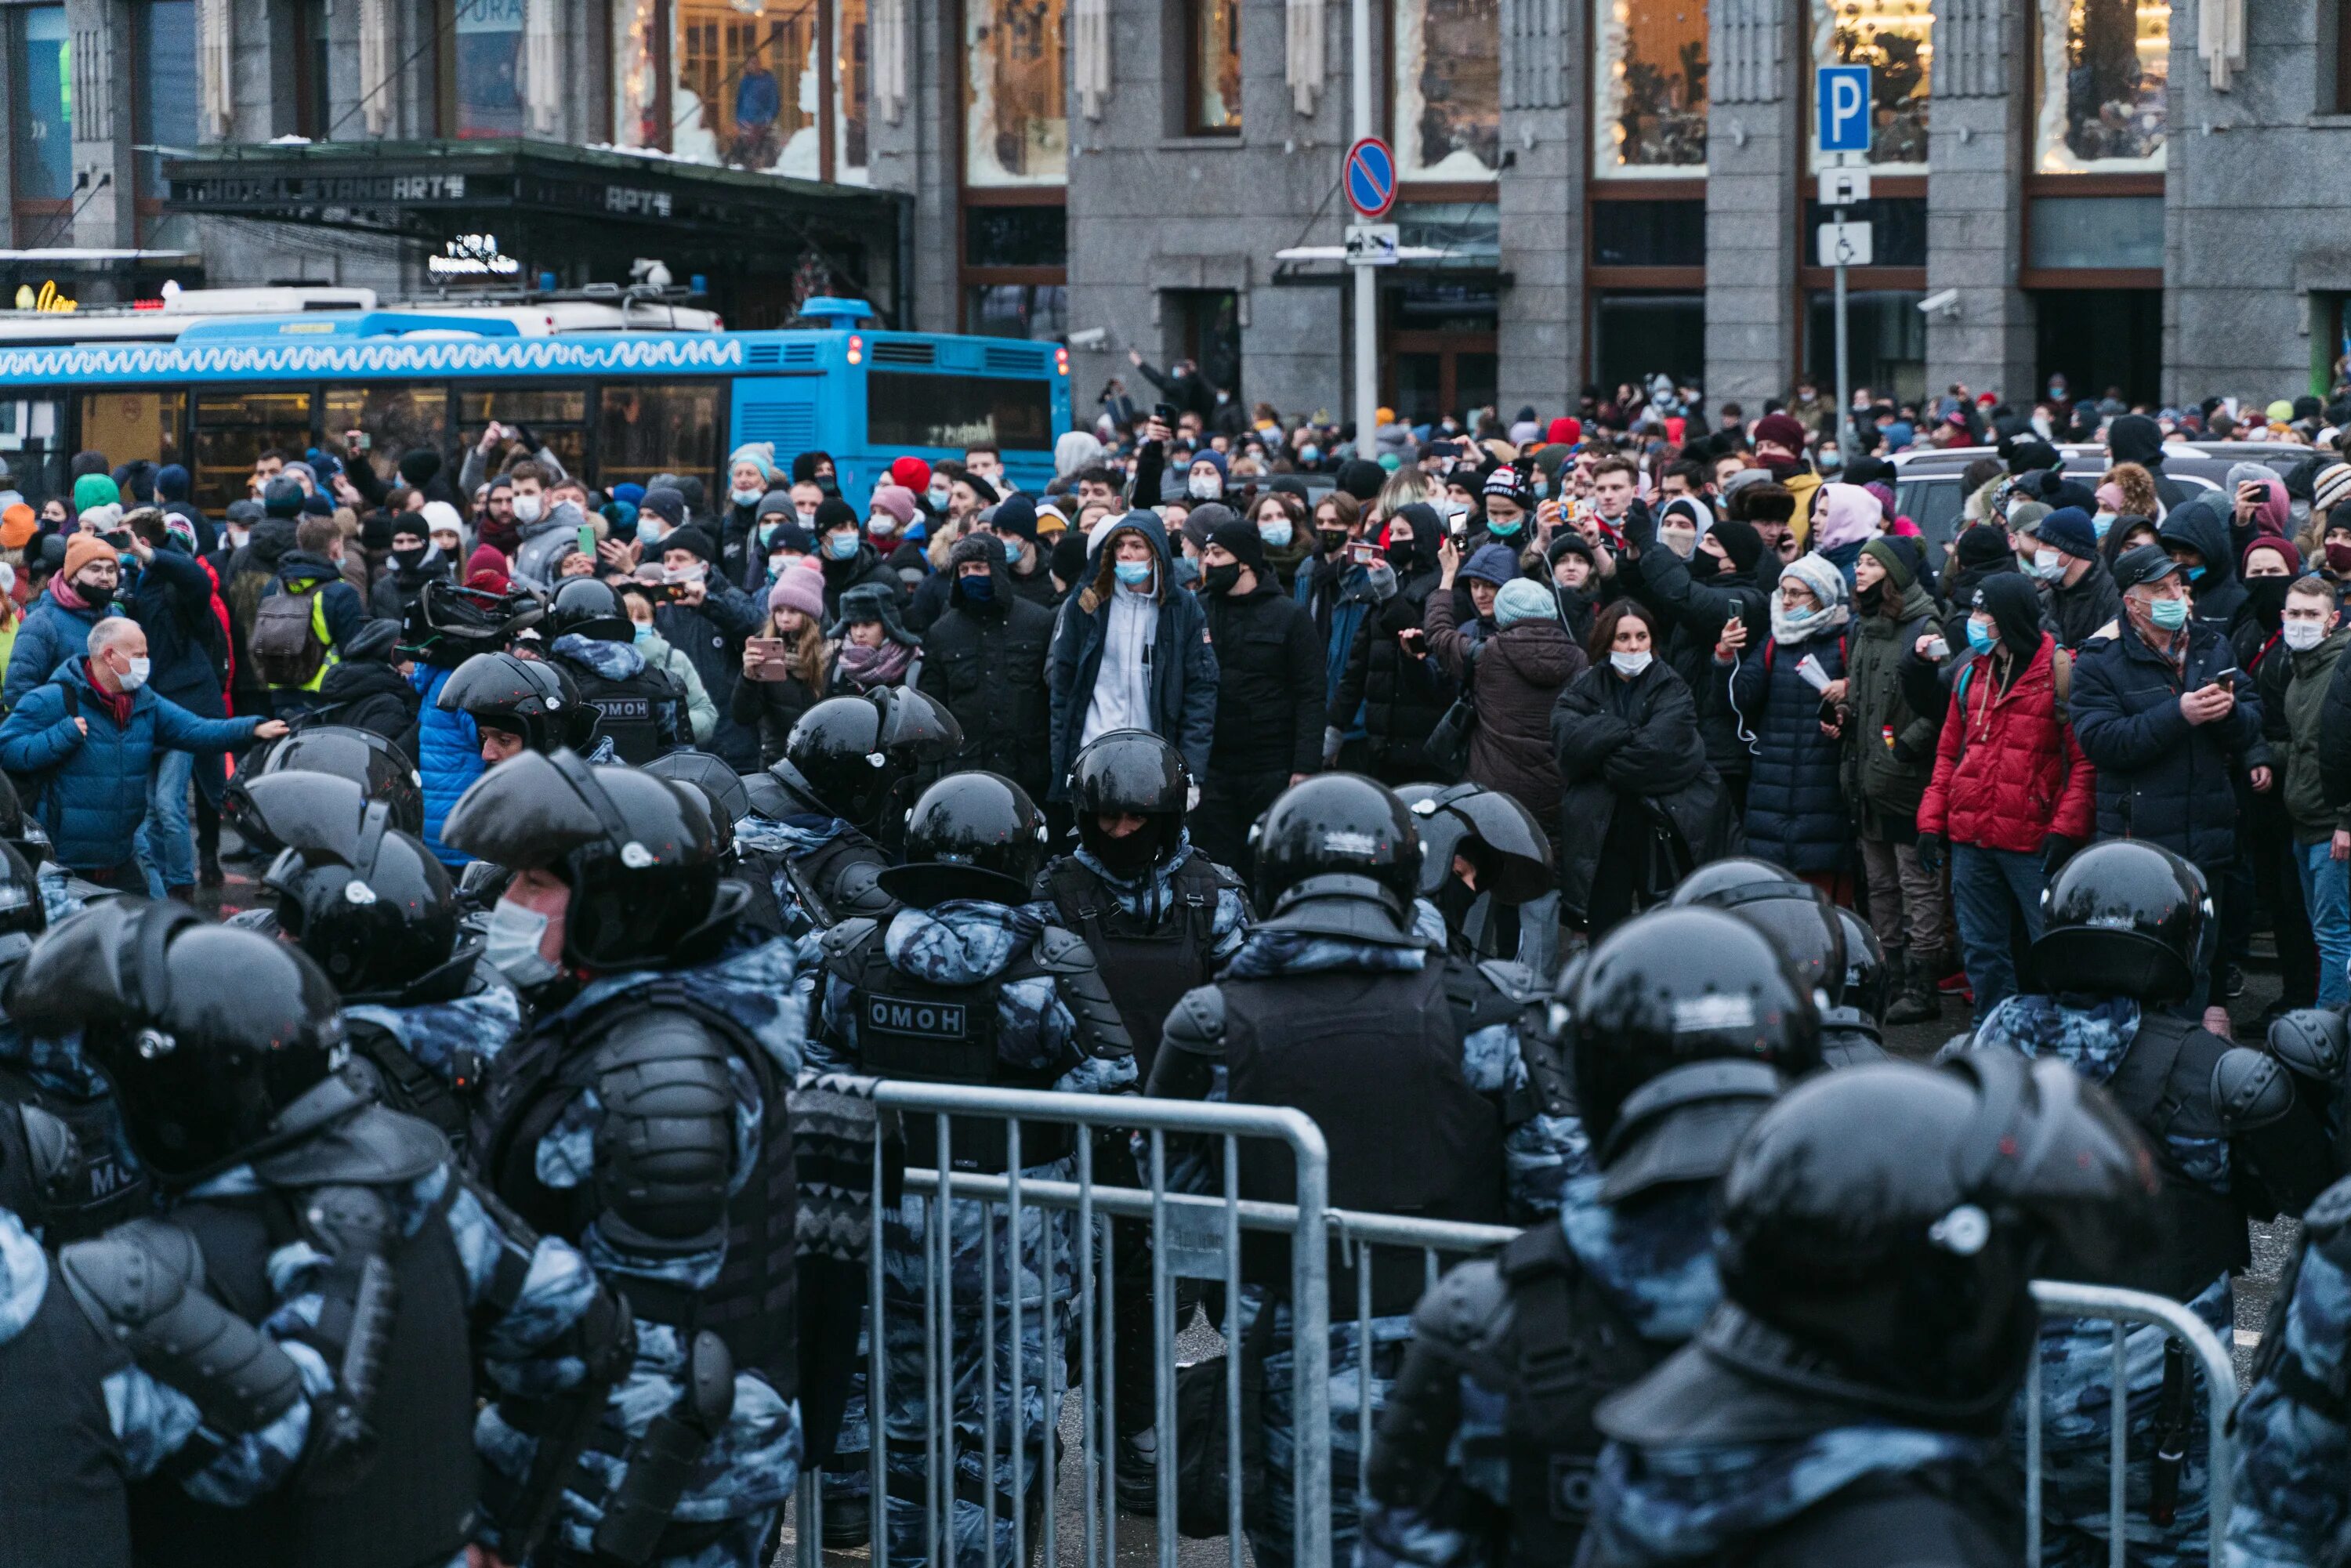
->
[[1410, 1253, 1512, 1354], [834, 861, 895, 917], [1029, 925, 1099, 975], [1161, 985, 1227, 1058], [819, 916, 881, 961], [2269, 1008, 2349, 1083], [1474, 958, 1545, 1007], [2212, 1047, 2295, 1134]]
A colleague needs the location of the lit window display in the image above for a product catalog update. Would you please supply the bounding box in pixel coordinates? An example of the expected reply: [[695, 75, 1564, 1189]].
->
[[1593, 0, 1708, 178], [1809, 0, 1929, 171], [2034, 0, 2166, 173], [1396, 0, 1499, 180], [967, 0, 1067, 187], [608, 0, 869, 183]]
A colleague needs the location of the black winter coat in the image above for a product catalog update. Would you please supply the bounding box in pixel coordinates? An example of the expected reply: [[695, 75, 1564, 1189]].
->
[[307, 657, 422, 751], [2040, 559, 2122, 650], [1328, 564, 1454, 778], [1622, 509, 1768, 780], [2071, 617, 2267, 867], [1551, 660, 1731, 917], [651, 581, 764, 770], [818, 544, 906, 621], [1726, 626, 1850, 874], [1201, 576, 1324, 777], [2158, 499, 2248, 630], [918, 560, 1055, 802], [730, 663, 823, 769]]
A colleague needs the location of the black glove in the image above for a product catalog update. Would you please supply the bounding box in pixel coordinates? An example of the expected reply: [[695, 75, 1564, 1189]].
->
[[2041, 833, 2081, 878], [1914, 831, 1947, 875]]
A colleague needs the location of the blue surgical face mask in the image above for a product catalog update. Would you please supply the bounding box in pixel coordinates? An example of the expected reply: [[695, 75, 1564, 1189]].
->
[[2149, 595, 2190, 630], [632, 623, 655, 644], [1487, 517, 1522, 538], [2183, 563, 2206, 582], [484, 899, 560, 989], [1168, 556, 1201, 588], [1965, 619, 1996, 654], [825, 532, 860, 559], [1115, 559, 1154, 588], [731, 487, 763, 508], [2092, 510, 2117, 538], [1532, 476, 1550, 499], [1300, 445, 1320, 464], [1000, 533, 1023, 562], [1259, 519, 1293, 549]]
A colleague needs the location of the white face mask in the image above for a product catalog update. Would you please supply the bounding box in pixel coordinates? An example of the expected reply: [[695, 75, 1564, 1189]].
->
[[1610, 650, 1653, 678], [484, 899, 561, 987], [868, 515, 898, 538], [731, 487, 763, 507], [512, 492, 544, 524], [2033, 547, 2064, 581], [2284, 617, 2329, 652], [926, 483, 952, 509], [116, 654, 151, 691]]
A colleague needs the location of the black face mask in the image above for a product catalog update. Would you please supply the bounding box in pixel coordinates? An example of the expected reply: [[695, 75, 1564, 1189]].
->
[[1201, 562, 1244, 596], [1317, 528, 1349, 556], [2244, 574, 2292, 630], [392, 545, 429, 572], [1092, 819, 1163, 878], [77, 579, 114, 611], [1686, 550, 1722, 581], [1855, 581, 1886, 616], [1384, 539, 1416, 568]]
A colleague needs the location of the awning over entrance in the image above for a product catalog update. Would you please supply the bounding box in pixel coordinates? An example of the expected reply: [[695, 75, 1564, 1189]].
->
[[161, 139, 911, 328]]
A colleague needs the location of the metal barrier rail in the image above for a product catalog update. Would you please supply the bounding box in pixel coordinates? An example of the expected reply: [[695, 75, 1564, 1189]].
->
[[2023, 1280, 2237, 1568]]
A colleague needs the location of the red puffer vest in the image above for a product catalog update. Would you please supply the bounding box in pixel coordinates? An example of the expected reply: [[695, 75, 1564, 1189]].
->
[[1916, 633, 2097, 853]]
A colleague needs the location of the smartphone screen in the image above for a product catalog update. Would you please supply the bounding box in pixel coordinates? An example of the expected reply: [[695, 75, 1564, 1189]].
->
[[577, 525, 597, 556]]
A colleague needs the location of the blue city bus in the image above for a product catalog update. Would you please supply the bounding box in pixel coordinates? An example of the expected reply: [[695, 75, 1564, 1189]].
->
[[0, 298, 1072, 512]]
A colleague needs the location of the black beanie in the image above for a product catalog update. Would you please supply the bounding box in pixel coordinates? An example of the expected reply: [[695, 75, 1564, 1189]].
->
[[1954, 524, 2015, 571], [1050, 528, 1090, 586], [1708, 517, 1765, 574], [399, 449, 443, 486], [813, 497, 860, 534], [1336, 459, 1386, 502], [1207, 517, 1267, 576]]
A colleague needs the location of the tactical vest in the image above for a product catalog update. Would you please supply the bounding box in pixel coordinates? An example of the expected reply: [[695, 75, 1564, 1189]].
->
[[1223, 958, 1509, 1313], [0, 1263, 134, 1568], [555, 651, 679, 766], [0, 1065, 148, 1244], [340, 1018, 480, 1157], [781, 827, 891, 932], [1041, 855, 1229, 1076], [822, 922, 1085, 1173], [1491, 1225, 1666, 1568], [129, 1178, 479, 1568], [2097, 1011, 2251, 1300], [475, 976, 800, 1400]]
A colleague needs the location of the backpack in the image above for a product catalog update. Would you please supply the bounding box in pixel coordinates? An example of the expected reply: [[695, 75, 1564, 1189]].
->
[[250, 579, 331, 689]]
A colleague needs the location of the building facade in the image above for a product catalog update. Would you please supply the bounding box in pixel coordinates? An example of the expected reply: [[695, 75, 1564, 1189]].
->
[[1, 0, 2341, 418]]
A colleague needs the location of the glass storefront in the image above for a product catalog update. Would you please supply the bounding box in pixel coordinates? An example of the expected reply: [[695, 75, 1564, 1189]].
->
[[1396, 0, 1499, 180], [1593, 0, 1707, 177], [966, 0, 1067, 186], [609, 0, 869, 183], [1809, 0, 1930, 171], [2034, 0, 2166, 172]]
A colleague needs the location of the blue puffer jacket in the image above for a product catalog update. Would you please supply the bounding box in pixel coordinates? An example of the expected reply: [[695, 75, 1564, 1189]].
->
[[411, 662, 483, 867], [1726, 631, 1849, 873], [0, 657, 258, 873], [0, 589, 103, 712], [2070, 617, 2266, 868]]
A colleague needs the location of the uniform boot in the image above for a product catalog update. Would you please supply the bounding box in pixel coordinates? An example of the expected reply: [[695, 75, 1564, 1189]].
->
[[1882, 950, 1941, 1026]]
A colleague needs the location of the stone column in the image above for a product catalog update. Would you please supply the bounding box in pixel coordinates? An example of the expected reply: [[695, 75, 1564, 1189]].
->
[[1494, 0, 1583, 416], [1923, 0, 2032, 400], [1704, 0, 1799, 410]]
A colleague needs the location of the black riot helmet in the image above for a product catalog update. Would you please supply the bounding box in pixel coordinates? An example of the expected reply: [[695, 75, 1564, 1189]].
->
[[877, 771, 1049, 907], [225, 725, 426, 853], [643, 748, 752, 828], [248, 773, 460, 999], [1252, 773, 1422, 944], [773, 696, 901, 829], [403, 576, 545, 666], [1398, 782, 1554, 905], [1669, 857, 1843, 1001], [0, 770, 49, 867], [546, 576, 632, 643], [1069, 729, 1190, 878], [2033, 839, 2208, 1002], [1832, 904, 1887, 1023], [1552, 905, 1822, 1152], [0, 838, 45, 946], [871, 686, 965, 853], [1714, 1053, 2158, 1417], [442, 748, 740, 971], [436, 650, 588, 756], [7, 900, 352, 1186]]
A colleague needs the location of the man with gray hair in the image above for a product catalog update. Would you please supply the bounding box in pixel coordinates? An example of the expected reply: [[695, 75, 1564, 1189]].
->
[[0, 617, 284, 893]]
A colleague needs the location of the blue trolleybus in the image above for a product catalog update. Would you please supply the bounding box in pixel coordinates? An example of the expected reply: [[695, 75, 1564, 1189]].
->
[[0, 294, 1071, 512]]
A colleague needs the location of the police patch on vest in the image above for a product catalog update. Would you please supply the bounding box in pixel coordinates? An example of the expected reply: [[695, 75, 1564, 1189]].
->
[[595, 697, 652, 721], [865, 993, 969, 1039]]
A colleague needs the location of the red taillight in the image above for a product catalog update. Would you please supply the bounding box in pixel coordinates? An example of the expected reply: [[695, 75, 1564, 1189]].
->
[[131, 298, 165, 311], [1054, 346, 1070, 375], [847, 332, 864, 365]]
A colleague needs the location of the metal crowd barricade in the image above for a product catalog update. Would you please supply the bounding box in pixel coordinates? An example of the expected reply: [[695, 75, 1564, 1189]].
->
[[784, 1082, 1334, 1568], [2023, 1280, 2238, 1568]]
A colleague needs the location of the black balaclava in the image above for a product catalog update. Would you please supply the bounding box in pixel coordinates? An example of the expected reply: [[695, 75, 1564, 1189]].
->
[[1973, 573, 2045, 684]]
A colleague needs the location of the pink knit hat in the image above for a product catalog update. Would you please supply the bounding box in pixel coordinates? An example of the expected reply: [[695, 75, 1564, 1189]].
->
[[769, 561, 826, 620]]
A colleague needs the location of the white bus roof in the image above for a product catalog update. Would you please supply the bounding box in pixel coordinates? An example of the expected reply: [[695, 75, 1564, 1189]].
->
[[0, 284, 720, 347]]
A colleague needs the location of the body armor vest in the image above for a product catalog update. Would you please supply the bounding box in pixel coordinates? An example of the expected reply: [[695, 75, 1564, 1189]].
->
[[0, 1064, 148, 1244], [1223, 960, 1508, 1313], [475, 976, 799, 1399], [2096, 1010, 2250, 1300], [555, 652, 677, 766], [782, 827, 890, 932], [0, 1264, 134, 1568], [1041, 855, 1227, 1075], [341, 1019, 479, 1155]]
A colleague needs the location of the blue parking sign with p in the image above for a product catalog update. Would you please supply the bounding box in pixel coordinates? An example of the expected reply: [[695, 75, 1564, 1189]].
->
[[1817, 65, 1871, 154]]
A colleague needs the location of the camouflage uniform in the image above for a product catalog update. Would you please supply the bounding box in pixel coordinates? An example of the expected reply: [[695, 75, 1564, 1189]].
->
[[482, 932, 809, 1567], [2227, 1173, 2351, 1566], [1355, 1177, 1719, 1568], [810, 899, 1137, 1568], [1161, 900, 1587, 1568], [0, 1023, 143, 1240], [1969, 994, 2232, 1568], [1019, 834, 1253, 965], [342, 978, 524, 1094]]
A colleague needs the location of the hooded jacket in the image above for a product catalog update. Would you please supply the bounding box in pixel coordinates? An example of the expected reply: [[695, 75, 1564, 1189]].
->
[[1329, 514, 1454, 776], [310, 621, 421, 745], [1726, 556, 1851, 873], [2, 584, 105, 712], [1622, 505, 1770, 780], [1552, 657, 1730, 917], [918, 546, 1056, 802], [2070, 612, 2267, 867], [818, 541, 904, 621], [1201, 569, 1325, 777], [2106, 415, 2197, 516], [263, 549, 366, 660], [2278, 624, 2351, 844], [1917, 630, 2096, 855], [1426, 585, 1584, 812], [1046, 512, 1219, 794], [2157, 498, 2248, 631], [1840, 577, 1941, 834]]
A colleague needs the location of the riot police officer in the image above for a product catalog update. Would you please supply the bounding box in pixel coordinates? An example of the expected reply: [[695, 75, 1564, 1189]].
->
[[447, 748, 810, 1567], [811, 770, 1133, 1567], [435, 648, 593, 766], [1669, 857, 1882, 1067], [1827, 904, 1894, 1064], [1360, 904, 1820, 1568], [543, 577, 686, 765], [1965, 838, 2330, 1568], [223, 721, 426, 855], [239, 770, 520, 1153], [6, 898, 630, 1568], [1148, 773, 1582, 1568], [0, 838, 144, 1244], [1398, 782, 1556, 966], [740, 688, 961, 937], [1582, 1052, 2159, 1566]]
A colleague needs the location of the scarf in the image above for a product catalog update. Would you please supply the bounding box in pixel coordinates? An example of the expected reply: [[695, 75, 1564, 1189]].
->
[[835, 639, 914, 690]]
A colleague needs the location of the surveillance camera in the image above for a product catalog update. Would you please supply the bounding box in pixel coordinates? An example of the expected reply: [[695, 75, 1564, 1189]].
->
[[1918, 288, 1959, 317], [1067, 327, 1108, 349]]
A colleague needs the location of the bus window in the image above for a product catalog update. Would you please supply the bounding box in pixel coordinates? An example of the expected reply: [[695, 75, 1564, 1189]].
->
[[321, 386, 450, 490], [76, 391, 187, 476], [194, 389, 313, 511], [0, 397, 68, 510], [866, 371, 1052, 451], [596, 383, 719, 494], [458, 389, 589, 491]]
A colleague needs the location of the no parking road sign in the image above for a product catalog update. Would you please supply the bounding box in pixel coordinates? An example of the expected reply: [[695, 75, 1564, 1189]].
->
[[1345, 137, 1396, 219]]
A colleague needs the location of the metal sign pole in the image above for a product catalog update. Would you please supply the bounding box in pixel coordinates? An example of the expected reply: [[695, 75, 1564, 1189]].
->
[[1835, 239, 1852, 469], [1351, 0, 1377, 458]]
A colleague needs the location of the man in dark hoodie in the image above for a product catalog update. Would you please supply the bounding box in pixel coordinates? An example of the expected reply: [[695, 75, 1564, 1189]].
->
[[2107, 411, 2196, 515], [1193, 516, 1325, 874], [2030, 505, 2121, 650], [305, 618, 422, 746], [1327, 503, 1452, 786], [811, 496, 904, 620], [2158, 494, 2248, 629], [915, 532, 1053, 804], [368, 511, 453, 620]]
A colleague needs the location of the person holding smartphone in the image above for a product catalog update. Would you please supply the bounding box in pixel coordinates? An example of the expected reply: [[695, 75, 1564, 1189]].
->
[[727, 564, 828, 767], [1324, 503, 1453, 784]]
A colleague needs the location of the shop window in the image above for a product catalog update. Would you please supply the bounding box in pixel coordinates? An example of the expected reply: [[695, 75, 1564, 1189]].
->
[[11, 6, 74, 208], [1590, 200, 1705, 267], [1804, 290, 1927, 404], [966, 0, 1067, 187], [596, 383, 720, 493], [76, 391, 186, 474], [1396, 0, 1499, 180], [135, 2, 201, 246], [966, 205, 1068, 268], [614, 0, 666, 149], [2027, 194, 2164, 270], [321, 387, 453, 487], [1809, 0, 1929, 170], [453, 0, 526, 139], [1593, 0, 1707, 178], [967, 284, 1069, 340], [1397, 201, 1500, 266], [1591, 294, 1704, 386], [835, 0, 869, 181], [1186, 0, 1242, 135], [675, 0, 822, 176], [458, 389, 591, 483], [2034, 0, 2166, 172]]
